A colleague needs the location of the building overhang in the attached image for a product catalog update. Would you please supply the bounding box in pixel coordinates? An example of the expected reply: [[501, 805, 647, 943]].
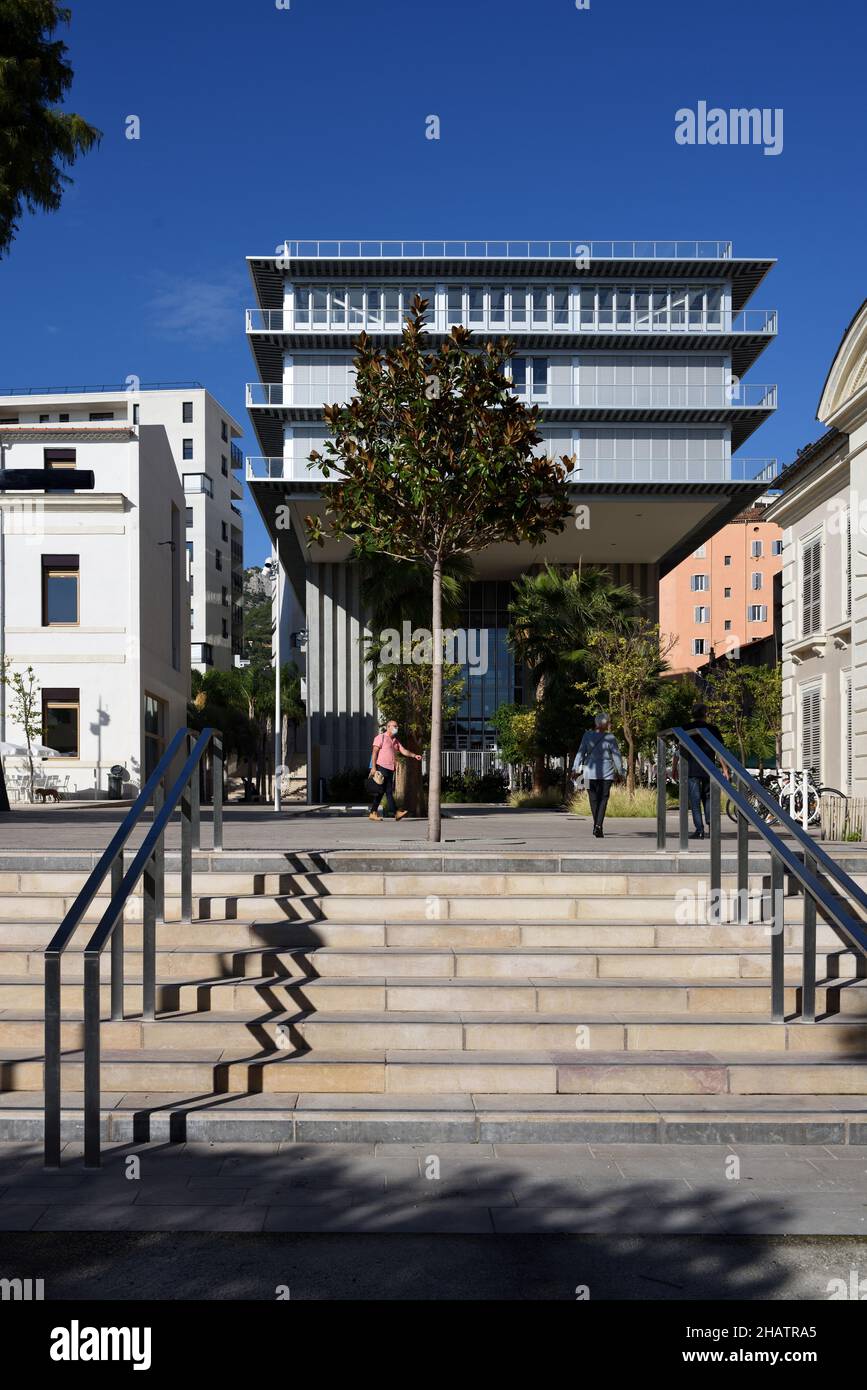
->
[[248, 255, 774, 314], [248, 477, 769, 583]]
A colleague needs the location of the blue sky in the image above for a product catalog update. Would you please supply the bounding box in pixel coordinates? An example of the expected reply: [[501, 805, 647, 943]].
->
[[2, 0, 865, 563]]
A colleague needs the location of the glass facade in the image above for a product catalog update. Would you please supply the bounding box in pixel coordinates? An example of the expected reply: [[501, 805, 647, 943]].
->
[[442, 581, 524, 749]]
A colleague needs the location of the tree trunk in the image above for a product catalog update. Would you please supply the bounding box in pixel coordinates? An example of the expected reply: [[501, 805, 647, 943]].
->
[[625, 730, 635, 796], [27, 748, 35, 803], [532, 674, 546, 794], [0, 757, 9, 814], [428, 558, 444, 843]]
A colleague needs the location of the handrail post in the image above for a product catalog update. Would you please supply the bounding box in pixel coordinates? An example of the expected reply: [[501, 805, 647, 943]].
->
[[802, 853, 817, 1022], [771, 855, 785, 1022], [110, 852, 124, 1022], [83, 953, 102, 1168], [191, 754, 201, 851], [709, 779, 721, 924], [656, 735, 667, 850], [736, 781, 749, 923], [142, 853, 157, 1023], [153, 782, 165, 923], [181, 770, 193, 925], [44, 953, 61, 1168], [213, 734, 223, 851], [678, 748, 689, 850]]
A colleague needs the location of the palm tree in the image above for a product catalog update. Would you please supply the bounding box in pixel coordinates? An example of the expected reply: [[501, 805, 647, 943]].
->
[[356, 550, 470, 814], [508, 564, 643, 793]]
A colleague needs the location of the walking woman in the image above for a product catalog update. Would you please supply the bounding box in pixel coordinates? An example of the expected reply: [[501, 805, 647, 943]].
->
[[368, 718, 422, 821], [572, 712, 624, 838]]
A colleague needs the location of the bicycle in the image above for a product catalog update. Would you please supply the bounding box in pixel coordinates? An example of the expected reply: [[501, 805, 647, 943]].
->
[[724, 767, 845, 828]]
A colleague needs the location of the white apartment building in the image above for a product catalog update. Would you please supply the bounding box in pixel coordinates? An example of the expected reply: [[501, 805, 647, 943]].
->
[[0, 384, 244, 797], [245, 239, 779, 796], [766, 296, 867, 795]]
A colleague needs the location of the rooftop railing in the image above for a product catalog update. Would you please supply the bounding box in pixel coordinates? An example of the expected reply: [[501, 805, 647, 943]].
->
[[0, 381, 205, 397], [265, 240, 734, 261], [246, 382, 778, 411], [246, 455, 780, 485], [247, 308, 776, 335]]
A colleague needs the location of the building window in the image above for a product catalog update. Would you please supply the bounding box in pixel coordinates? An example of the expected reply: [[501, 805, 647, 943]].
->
[[42, 555, 79, 626], [751, 539, 763, 558], [690, 574, 709, 592], [222, 586, 228, 606], [182, 438, 194, 461], [170, 502, 181, 672], [39, 413, 50, 423], [221, 454, 228, 477], [215, 548, 223, 571], [510, 357, 548, 399], [185, 507, 193, 528], [724, 619, 732, 631], [801, 684, 822, 777], [772, 538, 782, 555], [222, 617, 229, 639], [59, 414, 69, 422], [186, 540, 194, 593], [723, 555, 731, 566], [747, 604, 767, 622], [693, 544, 706, 558], [42, 689, 79, 758], [694, 606, 710, 624], [692, 638, 706, 655], [221, 420, 228, 442], [144, 693, 167, 780], [801, 535, 821, 636], [221, 521, 228, 542], [43, 448, 76, 492], [89, 411, 114, 421], [724, 586, 732, 598], [182, 401, 193, 423], [752, 572, 763, 590]]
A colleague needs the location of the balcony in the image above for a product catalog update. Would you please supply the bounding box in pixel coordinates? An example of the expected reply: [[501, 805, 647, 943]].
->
[[246, 382, 777, 411], [246, 455, 780, 486], [182, 472, 214, 497], [266, 240, 734, 260], [247, 307, 776, 337]]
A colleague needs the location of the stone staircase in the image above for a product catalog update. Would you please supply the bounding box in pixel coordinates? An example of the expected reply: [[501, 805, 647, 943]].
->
[[2, 852, 867, 1145]]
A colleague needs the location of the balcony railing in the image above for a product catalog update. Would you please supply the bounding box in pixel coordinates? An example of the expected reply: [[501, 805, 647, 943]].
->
[[247, 307, 776, 336], [246, 382, 777, 411], [267, 240, 734, 261], [182, 471, 214, 497], [246, 455, 779, 485]]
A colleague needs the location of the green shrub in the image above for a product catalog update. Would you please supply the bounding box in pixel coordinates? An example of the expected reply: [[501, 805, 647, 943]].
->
[[441, 769, 510, 803]]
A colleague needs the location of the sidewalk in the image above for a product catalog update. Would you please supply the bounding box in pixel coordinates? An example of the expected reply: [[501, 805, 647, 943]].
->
[[0, 802, 844, 859], [2, 1139, 867, 1238]]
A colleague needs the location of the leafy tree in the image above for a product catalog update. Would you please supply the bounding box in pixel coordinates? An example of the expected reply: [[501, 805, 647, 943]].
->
[[490, 703, 538, 766], [507, 563, 641, 792], [0, 1, 101, 256], [306, 298, 572, 842], [703, 660, 782, 767], [1, 659, 41, 800], [579, 622, 677, 794], [358, 549, 468, 816]]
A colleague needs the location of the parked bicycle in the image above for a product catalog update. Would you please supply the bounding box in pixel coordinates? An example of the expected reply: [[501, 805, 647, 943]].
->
[[724, 766, 846, 828]]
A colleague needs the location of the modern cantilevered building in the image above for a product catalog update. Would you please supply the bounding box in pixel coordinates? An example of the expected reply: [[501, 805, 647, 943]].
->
[[245, 240, 778, 797]]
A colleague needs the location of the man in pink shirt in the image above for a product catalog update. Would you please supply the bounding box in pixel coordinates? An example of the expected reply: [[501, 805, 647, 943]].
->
[[369, 718, 422, 821]]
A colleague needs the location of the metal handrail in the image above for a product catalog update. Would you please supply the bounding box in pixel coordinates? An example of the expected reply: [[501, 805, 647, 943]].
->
[[43, 726, 223, 1168], [657, 726, 867, 1025]]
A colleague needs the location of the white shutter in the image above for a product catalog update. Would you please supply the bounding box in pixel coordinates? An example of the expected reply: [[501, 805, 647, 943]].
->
[[802, 538, 821, 636], [801, 685, 822, 777], [846, 675, 853, 791]]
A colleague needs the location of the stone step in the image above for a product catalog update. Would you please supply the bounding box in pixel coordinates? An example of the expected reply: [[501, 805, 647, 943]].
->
[[2, 1009, 864, 1054], [4, 1047, 867, 1095], [0, 917, 848, 952], [4, 1089, 867, 1145]]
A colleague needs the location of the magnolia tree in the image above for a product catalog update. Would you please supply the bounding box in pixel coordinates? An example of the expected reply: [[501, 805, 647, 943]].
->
[[306, 298, 572, 841]]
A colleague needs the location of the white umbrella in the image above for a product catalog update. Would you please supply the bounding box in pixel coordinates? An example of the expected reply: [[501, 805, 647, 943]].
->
[[31, 744, 63, 760], [0, 741, 28, 757]]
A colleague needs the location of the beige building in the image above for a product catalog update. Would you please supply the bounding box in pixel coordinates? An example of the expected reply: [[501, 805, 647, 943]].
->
[[765, 299, 867, 793]]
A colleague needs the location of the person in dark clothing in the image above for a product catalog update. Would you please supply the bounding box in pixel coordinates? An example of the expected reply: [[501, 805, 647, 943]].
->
[[680, 703, 725, 839]]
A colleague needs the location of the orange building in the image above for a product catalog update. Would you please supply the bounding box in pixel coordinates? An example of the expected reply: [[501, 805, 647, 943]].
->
[[660, 501, 782, 675]]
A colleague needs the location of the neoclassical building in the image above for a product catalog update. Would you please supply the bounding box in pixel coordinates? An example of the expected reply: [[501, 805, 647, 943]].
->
[[767, 298, 867, 793]]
